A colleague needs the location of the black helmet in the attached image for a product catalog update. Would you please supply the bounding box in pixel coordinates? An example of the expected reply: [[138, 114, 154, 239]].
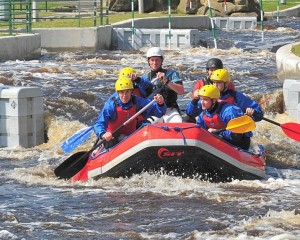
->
[[206, 58, 223, 70]]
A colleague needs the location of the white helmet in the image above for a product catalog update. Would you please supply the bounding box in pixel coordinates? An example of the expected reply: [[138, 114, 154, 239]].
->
[[146, 47, 164, 59]]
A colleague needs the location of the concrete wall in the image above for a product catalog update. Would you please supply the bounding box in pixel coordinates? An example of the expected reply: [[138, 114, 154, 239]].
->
[[32, 26, 112, 52], [32, 16, 210, 52], [112, 16, 210, 29], [1, 16, 257, 59], [276, 42, 300, 81], [0, 34, 41, 61]]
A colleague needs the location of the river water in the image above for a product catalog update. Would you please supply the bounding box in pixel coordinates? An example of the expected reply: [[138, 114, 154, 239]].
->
[[1, 17, 300, 239]]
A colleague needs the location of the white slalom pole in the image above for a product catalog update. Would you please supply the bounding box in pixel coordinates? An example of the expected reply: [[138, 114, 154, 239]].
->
[[131, 0, 135, 48], [168, 0, 172, 50], [224, 0, 227, 12], [208, 0, 217, 49], [276, 0, 280, 22], [259, 0, 264, 42], [189, 0, 192, 10]]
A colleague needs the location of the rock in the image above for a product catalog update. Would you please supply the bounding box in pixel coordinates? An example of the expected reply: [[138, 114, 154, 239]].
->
[[108, 0, 262, 20]]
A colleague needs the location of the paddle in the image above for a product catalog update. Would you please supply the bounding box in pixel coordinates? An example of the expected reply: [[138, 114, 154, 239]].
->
[[215, 115, 256, 134], [254, 113, 300, 142], [54, 99, 157, 180], [58, 78, 160, 155], [61, 126, 93, 153], [225, 115, 256, 133]]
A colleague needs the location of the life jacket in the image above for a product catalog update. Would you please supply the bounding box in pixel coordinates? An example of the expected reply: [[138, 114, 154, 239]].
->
[[219, 90, 236, 104], [132, 86, 142, 97], [148, 69, 179, 109], [193, 77, 235, 98], [192, 77, 211, 94], [203, 102, 226, 129], [106, 97, 137, 136]]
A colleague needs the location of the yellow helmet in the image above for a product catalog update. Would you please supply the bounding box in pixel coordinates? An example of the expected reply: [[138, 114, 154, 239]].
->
[[119, 67, 136, 78], [198, 85, 220, 99], [115, 77, 134, 91], [210, 69, 231, 82]]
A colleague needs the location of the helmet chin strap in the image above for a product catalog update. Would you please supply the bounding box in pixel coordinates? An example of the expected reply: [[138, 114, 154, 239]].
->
[[207, 99, 217, 112], [220, 82, 228, 93]]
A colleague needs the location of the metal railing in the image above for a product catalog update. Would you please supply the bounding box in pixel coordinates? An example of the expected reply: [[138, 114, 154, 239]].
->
[[0, 0, 109, 36], [0, 0, 32, 35]]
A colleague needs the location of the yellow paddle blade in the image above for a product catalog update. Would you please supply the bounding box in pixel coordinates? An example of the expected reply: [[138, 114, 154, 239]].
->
[[226, 115, 256, 133]]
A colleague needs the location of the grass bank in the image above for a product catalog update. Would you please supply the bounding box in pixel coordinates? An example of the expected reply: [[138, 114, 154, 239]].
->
[[292, 44, 300, 57], [263, 0, 300, 12]]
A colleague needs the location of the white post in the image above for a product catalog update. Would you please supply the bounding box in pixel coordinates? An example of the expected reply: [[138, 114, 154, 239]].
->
[[138, 0, 144, 14], [168, 0, 171, 50], [32, 1, 39, 22], [131, 0, 135, 48], [208, 0, 217, 48]]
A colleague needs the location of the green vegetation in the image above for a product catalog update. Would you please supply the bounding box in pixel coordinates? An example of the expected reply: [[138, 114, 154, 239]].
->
[[262, 0, 300, 12], [29, 1, 300, 28], [1, 1, 300, 29], [31, 12, 185, 28], [292, 44, 300, 57]]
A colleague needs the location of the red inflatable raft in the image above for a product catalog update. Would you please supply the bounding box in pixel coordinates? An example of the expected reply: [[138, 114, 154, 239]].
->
[[72, 123, 267, 182]]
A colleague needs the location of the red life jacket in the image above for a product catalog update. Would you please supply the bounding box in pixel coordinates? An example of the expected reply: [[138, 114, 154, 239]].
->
[[107, 100, 137, 136], [193, 78, 235, 99], [219, 90, 236, 104], [133, 87, 142, 97], [203, 103, 226, 129]]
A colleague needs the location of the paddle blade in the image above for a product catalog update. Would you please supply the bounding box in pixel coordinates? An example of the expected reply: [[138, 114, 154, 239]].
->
[[61, 126, 93, 153], [54, 151, 89, 180], [281, 122, 300, 142], [226, 115, 256, 133]]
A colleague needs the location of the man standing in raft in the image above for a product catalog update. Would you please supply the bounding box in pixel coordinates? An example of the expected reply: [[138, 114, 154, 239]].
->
[[140, 47, 184, 123]]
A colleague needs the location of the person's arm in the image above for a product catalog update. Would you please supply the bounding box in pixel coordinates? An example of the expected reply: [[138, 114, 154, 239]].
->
[[93, 100, 116, 138], [158, 69, 184, 94], [193, 79, 205, 93], [219, 105, 244, 140], [131, 73, 153, 98], [196, 113, 207, 129], [138, 95, 167, 118], [235, 92, 264, 122], [186, 99, 202, 117], [166, 80, 184, 94]]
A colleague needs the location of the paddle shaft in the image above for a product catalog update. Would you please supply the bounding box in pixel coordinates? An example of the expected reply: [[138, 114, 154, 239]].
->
[[253, 112, 300, 141], [257, 115, 280, 127], [55, 99, 157, 179], [91, 99, 157, 152]]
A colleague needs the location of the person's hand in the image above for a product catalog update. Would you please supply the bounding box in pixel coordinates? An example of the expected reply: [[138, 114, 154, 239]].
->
[[130, 73, 138, 81], [102, 132, 113, 141], [156, 72, 167, 84], [193, 90, 200, 99], [154, 94, 164, 105], [208, 128, 217, 133], [245, 108, 255, 116]]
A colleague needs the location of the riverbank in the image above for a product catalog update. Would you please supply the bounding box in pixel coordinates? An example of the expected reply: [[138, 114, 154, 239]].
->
[[264, 4, 300, 19], [276, 42, 300, 81], [0, 14, 300, 81]]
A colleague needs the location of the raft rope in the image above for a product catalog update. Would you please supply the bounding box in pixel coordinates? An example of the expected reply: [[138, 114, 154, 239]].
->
[[150, 124, 200, 145]]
